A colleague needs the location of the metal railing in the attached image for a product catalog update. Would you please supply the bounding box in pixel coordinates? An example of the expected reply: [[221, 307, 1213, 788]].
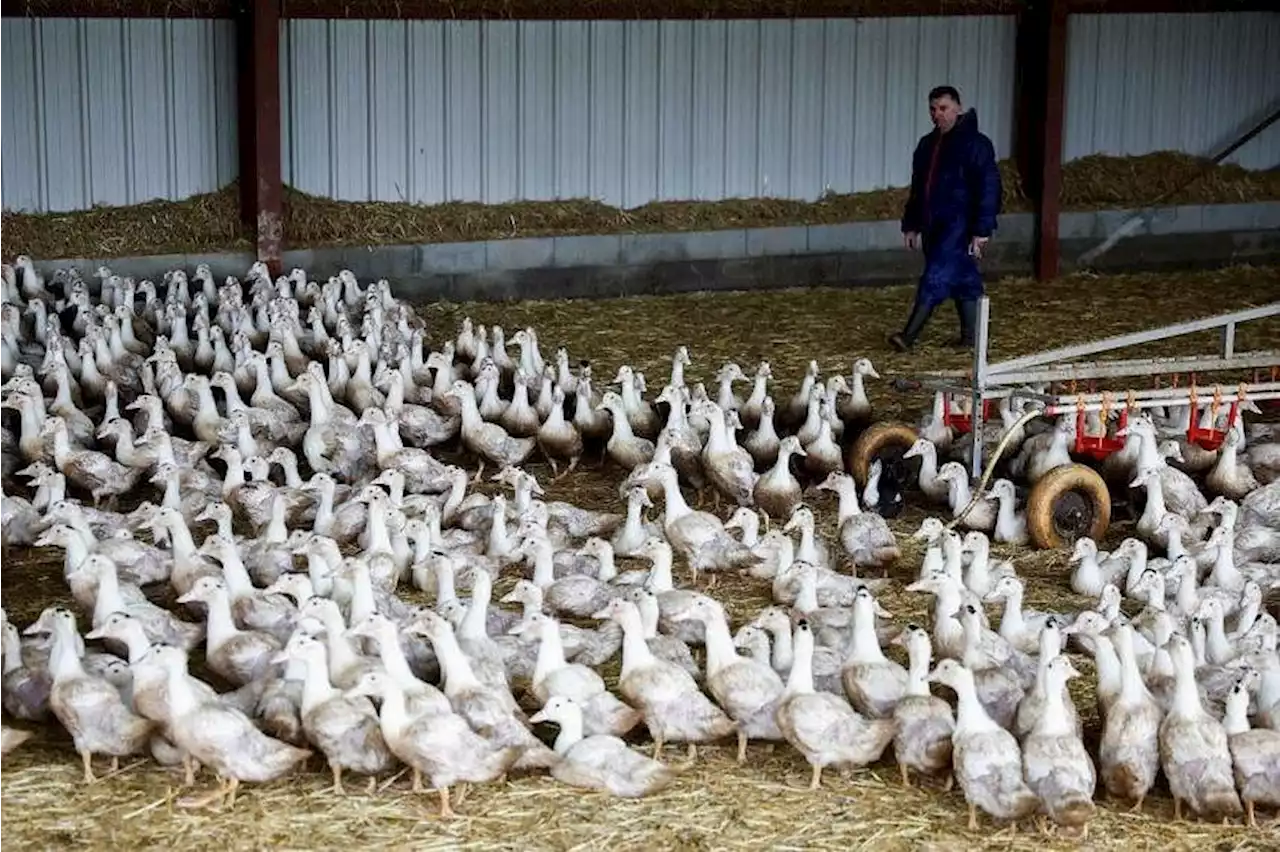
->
[[918, 296, 1280, 480]]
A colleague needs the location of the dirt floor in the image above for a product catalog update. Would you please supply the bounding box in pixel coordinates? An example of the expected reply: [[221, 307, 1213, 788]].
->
[[2, 266, 1279, 849]]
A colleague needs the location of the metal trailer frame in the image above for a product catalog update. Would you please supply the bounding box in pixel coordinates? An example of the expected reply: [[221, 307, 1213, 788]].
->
[[913, 298, 1280, 481]]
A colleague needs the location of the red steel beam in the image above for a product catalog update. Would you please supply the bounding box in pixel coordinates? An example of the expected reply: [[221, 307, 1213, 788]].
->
[[1014, 0, 1068, 281], [236, 0, 284, 276]]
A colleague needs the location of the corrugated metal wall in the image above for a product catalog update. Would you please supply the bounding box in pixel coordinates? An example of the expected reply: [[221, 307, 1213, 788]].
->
[[1, 18, 238, 214], [1064, 12, 1280, 168], [280, 17, 1017, 207], [4, 13, 1277, 215]]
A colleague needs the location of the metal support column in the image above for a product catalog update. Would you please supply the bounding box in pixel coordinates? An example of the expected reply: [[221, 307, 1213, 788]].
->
[[968, 296, 992, 481]]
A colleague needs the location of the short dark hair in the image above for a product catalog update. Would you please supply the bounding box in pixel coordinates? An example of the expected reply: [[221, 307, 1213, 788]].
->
[[928, 85, 961, 105]]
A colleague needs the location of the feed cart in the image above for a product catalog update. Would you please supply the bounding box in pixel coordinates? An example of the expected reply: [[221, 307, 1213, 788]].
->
[[851, 298, 1280, 549]]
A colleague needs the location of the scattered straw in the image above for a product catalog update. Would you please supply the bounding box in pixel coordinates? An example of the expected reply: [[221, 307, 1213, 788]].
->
[[3, 267, 1280, 848], [4, 154, 1279, 262], [0, 183, 252, 264]]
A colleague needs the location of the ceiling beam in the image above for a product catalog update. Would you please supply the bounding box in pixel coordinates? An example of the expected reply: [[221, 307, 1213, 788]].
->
[[4, 0, 1271, 19]]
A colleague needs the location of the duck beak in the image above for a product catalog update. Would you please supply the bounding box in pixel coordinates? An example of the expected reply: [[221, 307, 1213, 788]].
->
[[529, 709, 548, 724]]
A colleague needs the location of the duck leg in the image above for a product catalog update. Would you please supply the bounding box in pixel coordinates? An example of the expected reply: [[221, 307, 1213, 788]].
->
[[967, 803, 979, 831], [942, 772, 954, 792], [651, 735, 664, 761], [80, 750, 97, 784], [224, 777, 240, 809], [898, 761, 910, 788], [437, 785, 455, 819], [412, 768, 424, 793], [178, 778, 234, 810], [1128, 795, 1144, 813], [366, 775, 378, 795], [808, 763, 822, 790], [736, 730, 748, 763], [472, 461, 486, 484], [330, 763, 345, 794], [454, 782, 470, 806]]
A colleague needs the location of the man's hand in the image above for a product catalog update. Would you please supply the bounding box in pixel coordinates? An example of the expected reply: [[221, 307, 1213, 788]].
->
[[969, 236, 989, 259], [903, 231, 921, 251]]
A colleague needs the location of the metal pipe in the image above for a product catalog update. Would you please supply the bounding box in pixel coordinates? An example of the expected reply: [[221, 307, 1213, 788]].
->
[[985, 351, 1280, 385], [1077, 103, 1280, 267], [987, 302, 1280, 373], [969, 296, 992, 481], [946, 405, 1045, 532]]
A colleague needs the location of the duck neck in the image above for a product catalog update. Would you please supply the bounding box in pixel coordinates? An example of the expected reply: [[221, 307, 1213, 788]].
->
[[458, 575, 492, 642], [1170, 645, 1204, 719], [432, 556, 458, 606], [365, 499, 393, 555], [1036, 673, 1072, 736], [1140, 475, 1167, 524], [847, 600, 887, 664], [953, 672, 998, 733], [550, 709, 585, 754], [527, 539, 558, 589], [946, 475, 973, 513], [299, 651, 340, 717], [533, 621, 570, 683], [1209, 544, 1244, 589], [90, 562, 126, 626], [831, 483, 860, 529], [657, 473, 692, 524], [1203, 611, 1233, 664], [700, 612, 739, 678], [645, 548, 675, 593], [203, 588, 244, 654], [905, 639, 932, 697], [784, 632, 816, 696], [433, 626, 484, 695], [1114, 629, 1152, 705], [607, 401, 637, 443], [592, 543, 617, 582], [373, 624, 420, 688], [616, 608, 656, 680]]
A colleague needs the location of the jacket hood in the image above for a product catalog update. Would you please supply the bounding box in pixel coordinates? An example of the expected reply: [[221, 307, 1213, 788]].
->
[[947, 108, 979, 136]]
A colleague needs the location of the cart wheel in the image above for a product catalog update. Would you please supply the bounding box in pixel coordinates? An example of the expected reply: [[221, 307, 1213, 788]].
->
[[848, 422, 919, 487], [1026, 463, 1111, 550]]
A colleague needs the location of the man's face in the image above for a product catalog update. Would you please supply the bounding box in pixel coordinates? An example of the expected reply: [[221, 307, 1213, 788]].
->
[[929, 96, 961, 133]]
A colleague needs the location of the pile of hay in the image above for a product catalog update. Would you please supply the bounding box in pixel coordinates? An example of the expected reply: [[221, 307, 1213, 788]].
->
[[4, 153, 1278, 263], [2, 266, 1278, 848]]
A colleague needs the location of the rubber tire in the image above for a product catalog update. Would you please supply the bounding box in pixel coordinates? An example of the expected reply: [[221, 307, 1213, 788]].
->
[[847, 421, 919, 488], [1026, 463, 1111, 550]]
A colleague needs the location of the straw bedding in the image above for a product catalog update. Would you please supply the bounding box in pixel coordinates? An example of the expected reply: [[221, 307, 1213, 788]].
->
[[4, 153, 1278, 263], [2, 266, 1279, 849]]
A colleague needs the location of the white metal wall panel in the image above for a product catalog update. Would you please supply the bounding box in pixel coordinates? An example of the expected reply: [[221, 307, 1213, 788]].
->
[[520, 22, 556, 201], [1064, 12, 1280, 168], [1, 17, 236, 214], [554, 22, 590, 200], [282, 16, 1017, 207]]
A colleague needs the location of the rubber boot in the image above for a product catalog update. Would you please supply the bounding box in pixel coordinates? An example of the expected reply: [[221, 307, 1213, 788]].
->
[[950, 299, 978, 348], [888, 299, 937, 352]]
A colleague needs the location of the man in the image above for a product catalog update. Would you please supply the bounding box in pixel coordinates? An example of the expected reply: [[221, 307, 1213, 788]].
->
[[890, 85, 1002, 352]]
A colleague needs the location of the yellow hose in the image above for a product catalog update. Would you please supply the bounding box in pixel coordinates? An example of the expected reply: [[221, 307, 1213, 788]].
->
[[945, 405, 1045, 531]]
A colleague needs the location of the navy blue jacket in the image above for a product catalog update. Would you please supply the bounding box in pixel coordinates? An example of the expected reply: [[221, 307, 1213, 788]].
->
[[901, 109, 1002, 241]]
